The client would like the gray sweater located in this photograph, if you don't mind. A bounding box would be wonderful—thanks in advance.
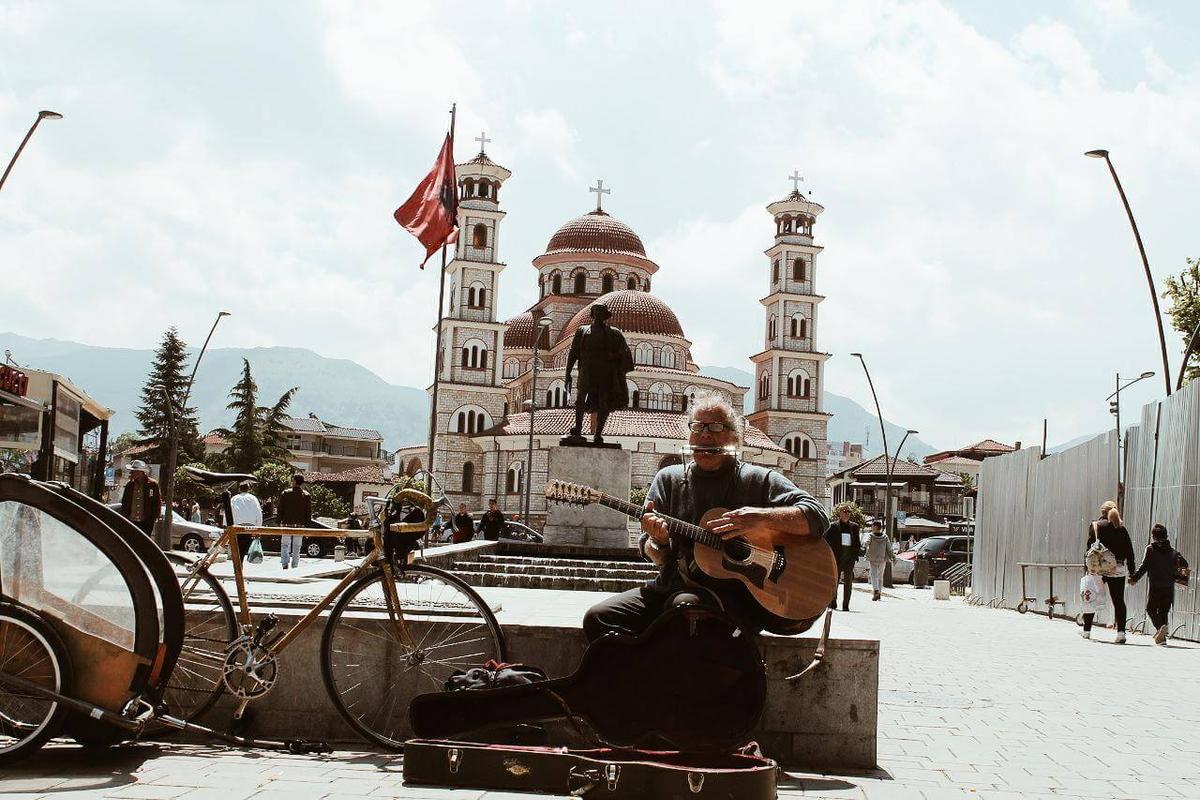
[865,533,894,563]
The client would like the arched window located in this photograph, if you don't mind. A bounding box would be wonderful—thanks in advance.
[758,371,771,400]
[768,316,777,341]
[602,273,614,294]
[786,368,812,398]
[503,358,520,378]
[460,347,469,367]
[462,338,488,369]
[783,432,815,460]
[506,462,523,494]
[792,258,805,281]
[789,313,807,339]
[463,178,475,197]
[783,217,793,233]
[469,282,486,307]
[627,379,639,409]
[479,182,490,199]
[552,272,562,294]
[573,272,586,294]
[635,342,654,365]
[627,276,637,290]
[684,385,701,409]
[546,379,567,408]
[453,405,492,434]
[658,345,675,369]
[647,382,673,411]
[462,462,475,493]
[467,287,476,307]
[789,317,797,338]
[472,223,487,249]
[772,260,779,283]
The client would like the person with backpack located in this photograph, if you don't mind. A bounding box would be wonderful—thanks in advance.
[1130,523,1190,645]
[1081,501,1137,643]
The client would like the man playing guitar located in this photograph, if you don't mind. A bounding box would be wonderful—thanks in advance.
[582,395,830,641]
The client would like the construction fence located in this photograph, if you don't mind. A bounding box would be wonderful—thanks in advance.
[973,378,1200,641]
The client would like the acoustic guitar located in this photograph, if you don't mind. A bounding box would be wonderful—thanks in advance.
[544,479,837,635]
[409,606,765,752]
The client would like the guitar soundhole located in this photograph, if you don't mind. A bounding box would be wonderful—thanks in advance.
[721,537,753,564]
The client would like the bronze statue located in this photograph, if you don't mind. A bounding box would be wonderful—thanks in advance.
[563,302,634,445]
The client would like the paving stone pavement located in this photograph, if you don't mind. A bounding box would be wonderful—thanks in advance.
[5,584,1198,799]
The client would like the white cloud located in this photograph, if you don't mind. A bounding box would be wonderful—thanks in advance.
[513,108,579,181]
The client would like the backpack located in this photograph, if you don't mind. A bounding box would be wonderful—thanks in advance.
[1085,522,1118,576]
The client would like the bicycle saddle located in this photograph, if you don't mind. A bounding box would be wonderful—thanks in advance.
[181,466,258,485]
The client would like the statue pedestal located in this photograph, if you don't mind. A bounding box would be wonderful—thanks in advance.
[542,445,633,549]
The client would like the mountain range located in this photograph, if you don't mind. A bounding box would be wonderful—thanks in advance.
[3,331,939,459]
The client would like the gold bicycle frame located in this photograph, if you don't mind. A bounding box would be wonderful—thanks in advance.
[177,488,441,657]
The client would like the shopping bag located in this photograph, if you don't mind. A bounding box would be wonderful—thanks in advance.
[1079,574,1104,613]
[247,536,264,564]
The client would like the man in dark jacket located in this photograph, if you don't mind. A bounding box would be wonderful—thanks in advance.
[480,499,507,541]
[825,506,862,612]
[451,503,475,544]
[1131,524,1189,645]
[277,473,312,569]
[120,460,162,538]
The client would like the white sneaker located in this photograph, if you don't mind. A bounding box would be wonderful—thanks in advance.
[1115,632,1126,644]
[1154,625,1168,645]
[1080,630,1090,640]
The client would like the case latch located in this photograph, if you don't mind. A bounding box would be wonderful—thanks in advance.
[605,763,621,791]
[447,747,461,774]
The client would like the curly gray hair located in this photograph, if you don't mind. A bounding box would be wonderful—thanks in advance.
[684,394,745,441]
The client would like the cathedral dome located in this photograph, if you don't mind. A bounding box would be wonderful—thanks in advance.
[559,289,684,343]
[544,210,646,258]
[503,310,550,350]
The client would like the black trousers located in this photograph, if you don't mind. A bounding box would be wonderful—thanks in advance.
[582,584,722,644]
[830,565,854,610]
[237,533,254,562]
[1146,584,1175,630]
[1083,576,1128,632]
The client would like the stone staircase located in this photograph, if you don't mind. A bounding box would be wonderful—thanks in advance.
[450,552,659,593]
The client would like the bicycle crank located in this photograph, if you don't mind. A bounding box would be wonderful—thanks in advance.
[222,637,280,702]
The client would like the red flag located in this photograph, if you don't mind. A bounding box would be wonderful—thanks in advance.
[394,132,459,268]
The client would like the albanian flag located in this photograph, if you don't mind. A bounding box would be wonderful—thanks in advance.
[394,132,459,268]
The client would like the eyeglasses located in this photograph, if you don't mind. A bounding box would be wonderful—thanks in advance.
[688,421,731,433]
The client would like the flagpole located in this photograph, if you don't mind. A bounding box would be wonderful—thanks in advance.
[425,103,456,499]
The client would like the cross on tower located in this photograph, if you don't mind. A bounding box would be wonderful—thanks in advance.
[788,170,804,194]
[475,131,492,154]
[589,179,611,211]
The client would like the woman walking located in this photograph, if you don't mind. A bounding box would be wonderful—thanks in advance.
[1081,501,1137,643]
[1130,524,1190,645]
[864,520,893,601]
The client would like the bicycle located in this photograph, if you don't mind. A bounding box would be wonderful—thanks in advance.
[165,467,506,750]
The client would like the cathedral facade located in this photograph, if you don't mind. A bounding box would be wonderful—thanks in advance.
[395,145,831,524]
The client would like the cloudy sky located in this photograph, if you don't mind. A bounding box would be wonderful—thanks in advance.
[3,0,1199,450]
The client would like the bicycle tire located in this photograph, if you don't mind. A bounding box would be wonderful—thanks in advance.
[149,553,237,731]
[320,563,505,750]
[0,603,73,765]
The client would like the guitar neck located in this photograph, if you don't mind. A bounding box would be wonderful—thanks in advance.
[594,493,723,550]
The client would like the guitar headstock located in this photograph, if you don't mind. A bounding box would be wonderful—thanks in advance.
[544,479,602,507]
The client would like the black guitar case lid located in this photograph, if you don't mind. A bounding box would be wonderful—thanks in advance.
[403,739,779,799]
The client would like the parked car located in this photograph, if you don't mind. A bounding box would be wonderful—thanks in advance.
[896,535,973,580]
[106,504,222,553]
[853,553,914,584]
[260,514,339,558]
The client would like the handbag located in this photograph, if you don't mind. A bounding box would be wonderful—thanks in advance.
[1085,522,1118,576]
[1079,573,1104,613]
[1175,551,1191,587]
[246,536,264,564]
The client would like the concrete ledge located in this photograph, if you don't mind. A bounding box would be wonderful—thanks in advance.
[184,607,877,769]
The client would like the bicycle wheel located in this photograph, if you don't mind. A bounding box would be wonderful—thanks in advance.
[321,563,505,750]
[153,553,237,728]
[0,603,73,765]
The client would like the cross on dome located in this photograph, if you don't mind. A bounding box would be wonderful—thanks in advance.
[788,170,804,193]
[589,179,611,211]
[475,131,492,154]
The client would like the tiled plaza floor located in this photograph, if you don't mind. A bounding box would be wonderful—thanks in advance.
[5,584,1198,799]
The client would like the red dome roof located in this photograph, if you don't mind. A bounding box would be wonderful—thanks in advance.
[559,290,684,343]
[503,311,550,350]
[545,210,646,257]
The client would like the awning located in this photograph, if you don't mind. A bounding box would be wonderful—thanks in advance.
[0,387,45,412]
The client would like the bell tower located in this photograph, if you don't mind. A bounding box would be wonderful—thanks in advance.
[746,170,831,496]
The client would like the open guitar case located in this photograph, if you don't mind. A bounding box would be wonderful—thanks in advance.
[404,605,789,798]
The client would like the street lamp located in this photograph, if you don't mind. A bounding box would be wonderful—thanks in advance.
[522,315,553,526]
[851,353,893,536]
[0,110,64,193]
[159,311,231,550]
[1085,149,1172,397]
[1106,369,1154,501]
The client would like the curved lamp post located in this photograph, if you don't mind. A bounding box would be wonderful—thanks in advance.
[850,352,893,535]
[1106,369,1154,501]
[0,110,63,193]
[160,311,231,550]
[1085,150,1172,397]
[522,315,553,526]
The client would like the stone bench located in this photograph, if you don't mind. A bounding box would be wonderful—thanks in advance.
[185,602,879,769]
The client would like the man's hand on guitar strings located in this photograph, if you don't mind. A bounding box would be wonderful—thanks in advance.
[705,507,772,539]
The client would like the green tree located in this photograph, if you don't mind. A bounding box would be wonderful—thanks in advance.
[958,472,975,491]
[253,460,295,504]
[630,484,649,506]
[110,431,138,455]
[309,484,348,519]
[1163,257,1200,386]
[213,359,298,473]
[261,388,299,461]
[133,328,203,465]
[833,501,867,529]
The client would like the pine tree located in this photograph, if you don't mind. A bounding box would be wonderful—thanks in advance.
[216,359,264,473]
[134,328,202,466]
[261,387,299,461]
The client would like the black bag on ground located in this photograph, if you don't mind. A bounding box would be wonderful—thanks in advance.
[402,739,779,799]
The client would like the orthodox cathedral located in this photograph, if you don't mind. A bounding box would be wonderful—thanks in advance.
[395,139,831,524]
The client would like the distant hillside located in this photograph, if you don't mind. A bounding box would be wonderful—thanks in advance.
[1,332,428,450]
[698,365,938,460]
